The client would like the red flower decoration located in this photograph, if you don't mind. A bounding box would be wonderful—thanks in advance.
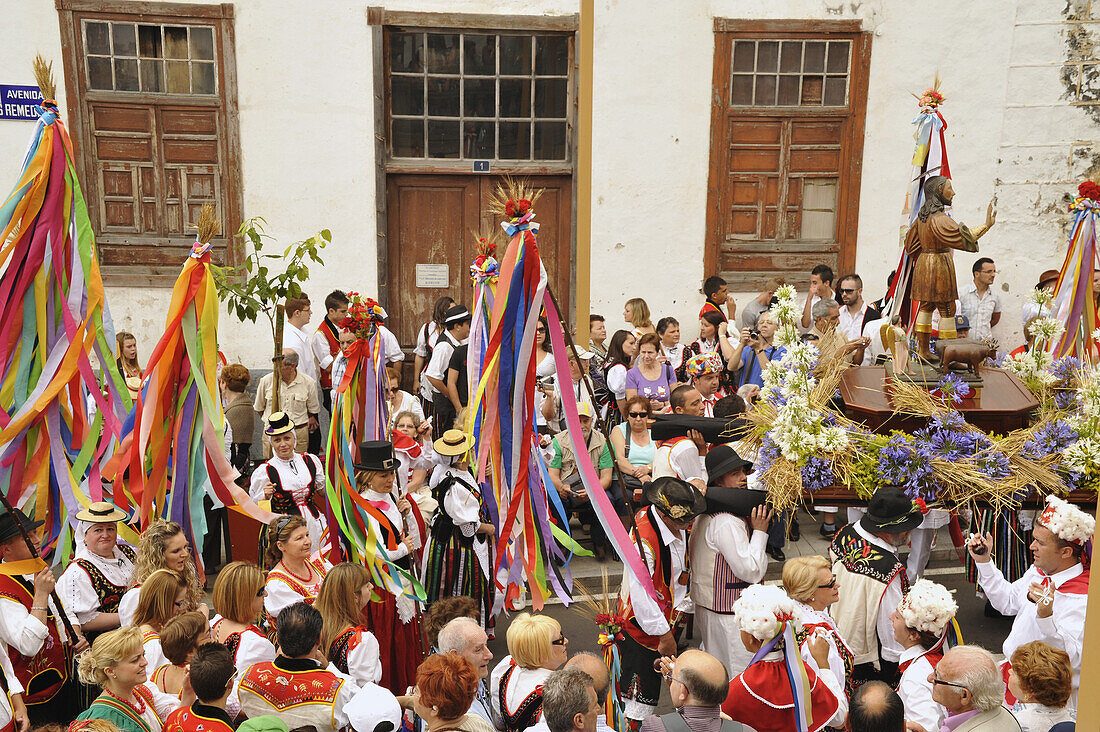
[914,497,930,515]
[1078,181,1100,201]
[504,198,532,219]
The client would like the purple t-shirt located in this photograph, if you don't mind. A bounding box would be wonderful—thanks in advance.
[625,364,676,404]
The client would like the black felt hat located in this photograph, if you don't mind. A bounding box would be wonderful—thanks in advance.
[354,440,396,471]
[860,486,925,534]
[704,444,753,481]
[643,477,706,523]
[0,508,43,545]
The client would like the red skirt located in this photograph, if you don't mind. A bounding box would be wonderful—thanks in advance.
[365,588,424,694]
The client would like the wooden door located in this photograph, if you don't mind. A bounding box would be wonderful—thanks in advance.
[385,173,572,348]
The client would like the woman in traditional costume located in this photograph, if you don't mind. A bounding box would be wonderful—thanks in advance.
[489,613,568,732]
[75,626,189,732]
[211,561,274,719]
[151,611,209,698]
[132,570,194,672]
[353,440,424,693]
[422,430,494,634]
[116,331,144,402]
[891,579,959,732]
[316,562,382,687]
[720,584,846,732]
[263,515,330,624]
[119,519,203,626]
[250,412,329,553]
[783,555,854,702]
[58,502,135,638]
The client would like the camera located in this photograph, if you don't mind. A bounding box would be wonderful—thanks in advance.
[749,329,760,339]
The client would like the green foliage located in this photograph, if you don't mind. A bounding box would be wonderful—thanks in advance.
[212,217,330,342]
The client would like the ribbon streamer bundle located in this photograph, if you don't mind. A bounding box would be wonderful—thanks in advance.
[322,294,423,601]
[468,179,656,611]
[106,206,271,572]
[886,78,952,330]
[0,57,129,557]
[749,619,815,732]
[1045,187,1100,363]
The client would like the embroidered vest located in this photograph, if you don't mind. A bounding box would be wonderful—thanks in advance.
[83,685,160,732]
[429,473,483,549]
[73,544,135,613]
[238,662,343,724]
[265,558,328,626]
[162,705,235,732]
[0,574,68,704]
[798,621,856,699]
[690,515,751,613]
[266,456,321,516]
[498,663,544,732]
[316,319,340,389]
[328,626,365,675]
[617,507,675,650]
[221,623,266,661]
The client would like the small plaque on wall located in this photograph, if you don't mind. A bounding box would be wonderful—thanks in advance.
[416,264,449,288]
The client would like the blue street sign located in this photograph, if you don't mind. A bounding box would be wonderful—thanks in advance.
[0,85,44,121]
[473,160,490,173]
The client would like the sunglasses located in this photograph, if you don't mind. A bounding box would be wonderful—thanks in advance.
[536,327,546,333]
[550,635,567,646]
[628,412,648,418]
[931,672,968,691]
[839,288,856,294]
[818,576,838,590]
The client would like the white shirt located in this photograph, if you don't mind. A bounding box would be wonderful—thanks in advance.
[250,452,328,552]
[795,603,850,701]
[661,343,685,372]
[143,632,168,672]
[119,587,139,627]
[528,714,614,732]
[1021,301,1050,331]
[976,560,1088,708]
[341,628,383,687]
[690,513,769,607]
[624,509,692,636]
[489,656,552,725]
[652,439,707,485]
[897,646,946,731]
[853,522,906,663]
[0,576,51,655]
[1013,702,1075,732]
[311,323,340,374]
[838,301,868,342]
[283,322,319,383]
[57,544,135,624]
[388,389,424,428]
[217,621,277,717]
[606,363,628,400]
[265,557,332,619]
[379,325,405,364]
[959,284,1002,340]
[425,332,464,397]
[0,645,23,730]
[861,317,889,366]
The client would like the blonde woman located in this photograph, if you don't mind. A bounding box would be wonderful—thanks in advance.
[623,298,655,337]
[119,519,202,626]
[782,555,853,702]
[211,561,275,719]
[132,569,196,672]
[263,515,331,623]
[316,563,382,687]
[488,613,568,731]
[75,626,189,731]
[150,611,209,697]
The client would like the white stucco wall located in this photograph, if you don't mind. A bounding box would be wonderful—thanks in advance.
[3,0,1097,369]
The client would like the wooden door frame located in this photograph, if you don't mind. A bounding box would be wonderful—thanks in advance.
[367,7,579,323]
[56,0,244,285]
[704,18,871,285]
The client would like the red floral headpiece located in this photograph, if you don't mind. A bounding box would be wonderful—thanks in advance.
[338,291,385,340]
[1078,181,1100,201]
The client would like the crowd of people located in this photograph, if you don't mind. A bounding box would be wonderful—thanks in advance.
[0,260,1094,732]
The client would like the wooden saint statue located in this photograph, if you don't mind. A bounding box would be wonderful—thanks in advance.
[904,176,997,360]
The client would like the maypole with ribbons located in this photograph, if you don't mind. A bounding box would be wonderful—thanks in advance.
[1044,182,1100,363]
[322,293,424,602]
[0,56,130,557]
[468,178,656,613]
[105,205,273,572]
[885,79,951,330]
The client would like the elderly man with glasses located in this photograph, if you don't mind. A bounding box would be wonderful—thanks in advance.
[647,650,739,732]
[923,645,1021,732]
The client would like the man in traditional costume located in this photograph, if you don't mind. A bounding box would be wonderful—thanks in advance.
[683,353,725,418]
[720,584,846,732]
[616,477,704,729]
[968,494,1092,710]
[904,175,996,360]
[0,508,87,723]
[652,386,708,493]
[238,603,359,732]
[162,643,237,732]
[311,290,349,414]
[690,445,770,679]
[829,486,924,685]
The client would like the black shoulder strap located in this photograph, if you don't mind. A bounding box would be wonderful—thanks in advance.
[302,453,319,484]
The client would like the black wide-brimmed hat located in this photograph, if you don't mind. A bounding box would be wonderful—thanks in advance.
[643,477,706,523]
[354,440,396,471]
[860,486,925,534]
[704,444,753,482]
[443,305,471,326]
[0,507,43,544]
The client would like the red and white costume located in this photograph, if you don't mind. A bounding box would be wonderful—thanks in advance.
[264,557,332,623]
[238,658,357,732]
[214,620,276,717]
[328,625,383,688]
[652,437,706,485]
[897,646,945,731]
[721,649,844,732]
[250,452,330,554]
[976,495,1092,710]
[489,656,551,732]
[795,602,854,702]
[0,569,78,706]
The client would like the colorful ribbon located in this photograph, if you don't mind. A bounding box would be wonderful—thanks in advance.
[749,620,814,732]
[1045,197,1099,362]
[0,100,130,558]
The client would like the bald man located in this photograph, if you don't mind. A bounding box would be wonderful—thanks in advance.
[849,681,904,732]
[528,652,614,732]
[642,650,740,732]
